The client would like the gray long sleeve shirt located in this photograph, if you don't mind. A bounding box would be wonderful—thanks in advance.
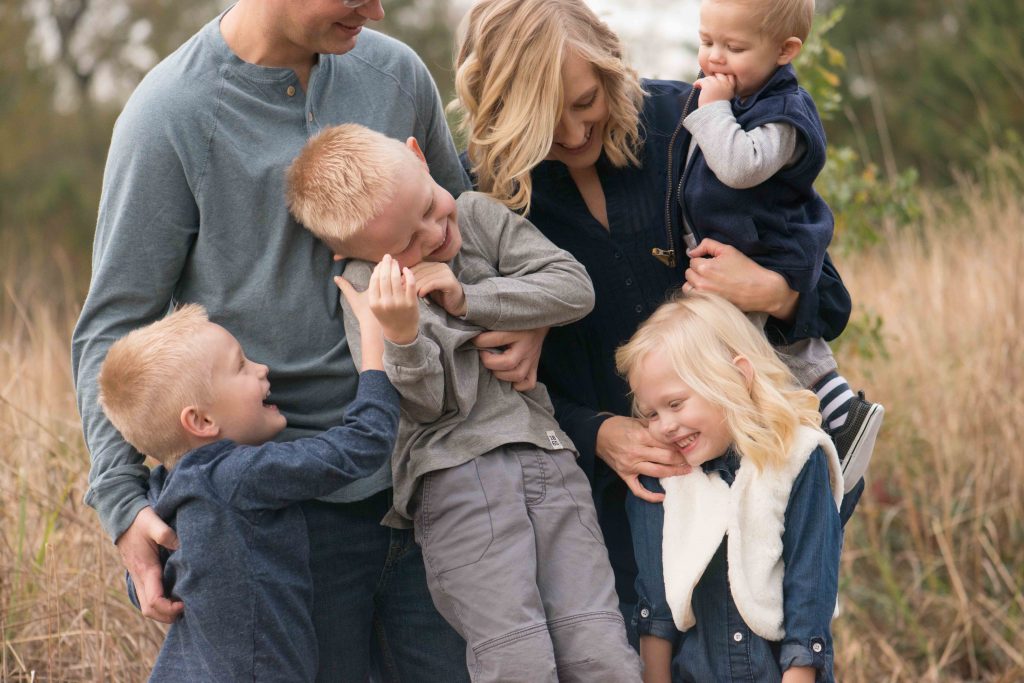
[71,13,469,541]
[339,192,596,525]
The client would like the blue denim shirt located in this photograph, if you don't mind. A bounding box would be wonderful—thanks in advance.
[629,447,841,682]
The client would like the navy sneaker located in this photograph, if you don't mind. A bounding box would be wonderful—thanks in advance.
[831,391,884,493]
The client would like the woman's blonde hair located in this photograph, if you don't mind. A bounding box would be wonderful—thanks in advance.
[615,292,821,471]
[452,0,645,214]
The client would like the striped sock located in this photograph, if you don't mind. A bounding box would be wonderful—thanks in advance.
[814,371,855,432]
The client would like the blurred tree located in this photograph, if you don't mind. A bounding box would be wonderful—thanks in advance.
[820,0,1024,185]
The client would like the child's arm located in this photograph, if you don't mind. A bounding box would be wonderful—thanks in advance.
[779,446,842,679]
[210,370,401,511]
[639,636,673,683]
[443,193,595,331]
[684,99,802,189]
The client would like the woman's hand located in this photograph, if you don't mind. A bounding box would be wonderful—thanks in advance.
[116,506,183,623]
[472,327,549,391]
[596,416,692,503]
[684,238,798,321]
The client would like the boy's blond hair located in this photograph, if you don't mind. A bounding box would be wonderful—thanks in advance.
[98,304,214,465]
[615,292,821,472]
[285,124,415,251]
[452,0,645,214]
[713,0,815,42]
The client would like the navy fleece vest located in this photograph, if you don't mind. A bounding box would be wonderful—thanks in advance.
[680,65,833,293]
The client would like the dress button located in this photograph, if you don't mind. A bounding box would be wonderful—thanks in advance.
[640,608,650,618]
[812,642,823,653]
[634,304,643,314]
[625,278,633,286]
[286,85,296,97]
[733,632,743,643]
[307,111,314,122]
[614,252,622,259]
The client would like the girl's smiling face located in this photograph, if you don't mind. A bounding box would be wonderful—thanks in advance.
[629,348,734,468]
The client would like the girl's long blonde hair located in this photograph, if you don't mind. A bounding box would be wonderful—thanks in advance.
[452,0,645,214]
[615,292,822,471]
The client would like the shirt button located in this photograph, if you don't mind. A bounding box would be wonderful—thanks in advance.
[634,304,643,314]
[286,85,296,97]
[614,252,622,259]
[812,642,823,653]
[733,632,743,643]
[625,278,633,286]
[639,608,650,618]
[307,111,314,122]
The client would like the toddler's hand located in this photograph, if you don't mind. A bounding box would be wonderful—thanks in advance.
[334,275,385,371]
[369,254,420,345]
[695,73,736,107]
[410,262,467,317]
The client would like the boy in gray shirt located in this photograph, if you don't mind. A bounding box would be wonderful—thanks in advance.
[98,303,399,681]
[286,124,641,683]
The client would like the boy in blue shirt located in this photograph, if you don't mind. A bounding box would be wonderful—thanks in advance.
[679,0,883,493]
[99,302,398,682]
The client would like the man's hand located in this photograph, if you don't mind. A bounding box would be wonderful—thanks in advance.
[410,262,467,317]
[684,238,798,320]
[595,416,693,502]
[368,254,420,345]
[695,73,737,107]
[116,506,183,623]
[472,327,548,391]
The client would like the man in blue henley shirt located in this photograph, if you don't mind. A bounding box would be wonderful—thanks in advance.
[71,0,471,679]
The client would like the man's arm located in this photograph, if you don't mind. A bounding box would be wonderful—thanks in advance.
[456,194,596,331]
[72,93,200,543]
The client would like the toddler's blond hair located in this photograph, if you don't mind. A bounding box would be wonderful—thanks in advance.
[286,124,415,251]
[98,304,213,466]
[709,0,815,42]
[615,292,821,471]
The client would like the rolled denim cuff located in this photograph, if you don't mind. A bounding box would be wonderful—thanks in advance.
[633,599,680,642]
[779,638,834,682]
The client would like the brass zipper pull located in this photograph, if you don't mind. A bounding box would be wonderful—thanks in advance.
[651,248,676,268]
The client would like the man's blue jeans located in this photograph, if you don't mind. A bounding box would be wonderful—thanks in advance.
[302,490,469,682]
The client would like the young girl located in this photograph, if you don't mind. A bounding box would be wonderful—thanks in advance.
[615,291,842,683]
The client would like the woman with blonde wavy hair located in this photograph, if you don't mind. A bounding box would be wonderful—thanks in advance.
[615,291,842,682]
[453,0,853,676]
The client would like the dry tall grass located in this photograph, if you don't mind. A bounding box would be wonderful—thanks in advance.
[1,161,1022,680]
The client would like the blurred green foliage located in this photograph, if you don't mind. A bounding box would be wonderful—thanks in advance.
[820,0,1024,187]
[799,6,920,253]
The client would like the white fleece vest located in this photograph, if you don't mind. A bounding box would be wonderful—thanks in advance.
[661,426,842,641]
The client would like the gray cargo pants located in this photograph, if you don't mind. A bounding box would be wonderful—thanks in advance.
[411,445,641,682]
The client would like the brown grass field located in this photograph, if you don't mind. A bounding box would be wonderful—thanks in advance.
[2,163,1022,681]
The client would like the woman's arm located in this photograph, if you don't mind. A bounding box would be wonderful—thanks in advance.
[683,239,851,343]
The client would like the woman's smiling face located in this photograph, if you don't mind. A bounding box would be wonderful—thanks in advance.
[546,51,610,170]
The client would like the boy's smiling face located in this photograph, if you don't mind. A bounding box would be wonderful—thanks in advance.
[697,0,797,99]
[196,322,287,446]
[340,146,462,269]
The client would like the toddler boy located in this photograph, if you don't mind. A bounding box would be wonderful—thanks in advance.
[99,302,398,681]
[679,0,883,485]
[286,124,641,682]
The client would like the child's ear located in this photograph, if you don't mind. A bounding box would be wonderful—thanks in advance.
[732,354,755,389]
[405,137,428,165]
[777,37,803,66]
[180,405,219,439]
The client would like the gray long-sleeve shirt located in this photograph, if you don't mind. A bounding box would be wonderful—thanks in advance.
[71,13,469,541]
[339,192,596,525]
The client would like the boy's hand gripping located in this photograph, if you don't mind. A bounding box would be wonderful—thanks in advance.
[368,254,420,345]
[335,274,386,371]
[409,261,468,317]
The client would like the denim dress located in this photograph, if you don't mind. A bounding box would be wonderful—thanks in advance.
[630,448,841,682]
